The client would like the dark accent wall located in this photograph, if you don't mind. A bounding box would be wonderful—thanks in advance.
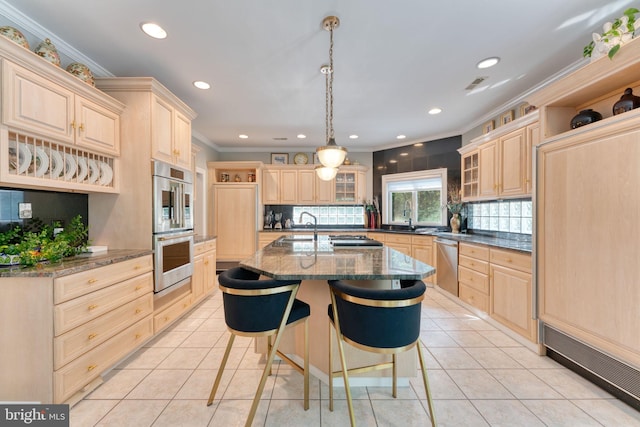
[0,187,88,232]
[372,135,462,215]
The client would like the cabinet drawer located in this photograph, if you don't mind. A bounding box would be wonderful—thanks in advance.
[54,255,153,304]
[384,234,412,245]
[54,316,152,403]
[54,293,153,369]
[194,240,216,256]
[490,248,531,273]
[54,272,152,336]
[459,284,489,312]
[458,266,489,294]
[153,293,192,332]
[411,235,433,246]
[459,243,489,261]
[459,255,489,274]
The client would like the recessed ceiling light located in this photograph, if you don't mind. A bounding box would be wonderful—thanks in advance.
[413,142,424,147]
[349,134,358,139]
[477,57,500,69]
[400,152,409,156]
[193,81,210,90]
[428,108,442,115]
[140,22,167,39]
[297,134,306,139]
[239,134,248,139]
[396,135,406,140]
[389,159,398,164]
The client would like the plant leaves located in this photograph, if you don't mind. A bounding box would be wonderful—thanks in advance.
[608,44,621,59]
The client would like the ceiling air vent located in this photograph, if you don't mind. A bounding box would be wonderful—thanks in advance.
[273,137,288,141]
[465,76,487,91]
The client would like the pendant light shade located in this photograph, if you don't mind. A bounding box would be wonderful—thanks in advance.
[316,137,347,169]
[315,165,338,181]
[316,15,347,173]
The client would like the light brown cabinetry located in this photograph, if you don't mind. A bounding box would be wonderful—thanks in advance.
[213,184,257,261]
[0,254,154,404]
[151,94,192,168]
[458,243,490,312]
[489,248,535,342]
[262,165,367,205]
[262,167,297,204]
[411,235,435,284]
[192,239,217,303]
[460,149,479,199]
[2,61,121,155]
[91,77,197,250]
[460,111,539,201]
[383,233,412,256]
[258,232,287,249]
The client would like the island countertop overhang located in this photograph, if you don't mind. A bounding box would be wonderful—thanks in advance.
[240,236,435,281]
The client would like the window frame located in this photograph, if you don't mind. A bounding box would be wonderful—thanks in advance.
[381,168,448,227]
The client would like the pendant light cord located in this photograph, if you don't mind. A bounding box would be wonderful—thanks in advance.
[328,24,335,141]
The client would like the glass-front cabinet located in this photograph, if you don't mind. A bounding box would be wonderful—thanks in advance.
[461,149,479,200]
[335,171,356,202]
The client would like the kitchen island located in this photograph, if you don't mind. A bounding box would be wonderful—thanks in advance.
[240,235,435,386]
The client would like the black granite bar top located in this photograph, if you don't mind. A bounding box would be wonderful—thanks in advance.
[0,249,153,278]
[241,235,435,281]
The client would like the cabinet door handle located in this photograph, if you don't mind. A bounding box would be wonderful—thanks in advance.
[88,304,98,310]
[87,278,98,284]
[88,333,97,340]
[135,333,142,339]
[71,120,76,130]
[79,123,85,132]
[135,308,142,314]
[87,365,97,372]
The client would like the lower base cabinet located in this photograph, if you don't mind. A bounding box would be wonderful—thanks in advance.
[457,244,536,342]
[0,254,154,404]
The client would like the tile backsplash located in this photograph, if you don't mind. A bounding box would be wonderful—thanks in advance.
[467,199,532,235]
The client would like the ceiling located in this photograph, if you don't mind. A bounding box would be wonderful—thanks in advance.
[0,0,631,152]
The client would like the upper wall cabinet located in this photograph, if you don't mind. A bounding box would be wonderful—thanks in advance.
[262,164,367,205]
[0,36,124,193]
[95,77,197,169]
[151,94,192,169]
[460,111,539,201]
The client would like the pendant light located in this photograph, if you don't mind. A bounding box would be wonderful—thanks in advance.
[316,16,347,179]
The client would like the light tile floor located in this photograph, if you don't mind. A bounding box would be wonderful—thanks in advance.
[71,287,640,426]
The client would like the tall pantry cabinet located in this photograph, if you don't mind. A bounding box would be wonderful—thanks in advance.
[91,78,197,249]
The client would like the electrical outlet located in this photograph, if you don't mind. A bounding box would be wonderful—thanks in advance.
[18,203,32,219]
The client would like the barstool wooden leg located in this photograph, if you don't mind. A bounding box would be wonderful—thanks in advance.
[417,343,437,427]
[207,333,236,406]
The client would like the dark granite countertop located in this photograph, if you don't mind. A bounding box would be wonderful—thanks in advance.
[241,235,435,281]
[433,232,532,253]
[194,235,217,244]
[261,228,531,253]
[0,249,153,278]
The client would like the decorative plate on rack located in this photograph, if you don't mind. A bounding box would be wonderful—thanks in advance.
[28,145,49,177]
[98,161,113,186]
[76,157,88,182]
[87,159,100,184]
[63,154,77,181]
[8,140,32,175]
[48,148,64,178]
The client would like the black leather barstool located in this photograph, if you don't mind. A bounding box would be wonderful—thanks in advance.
[328,279,436,427]
[208,267,310,427]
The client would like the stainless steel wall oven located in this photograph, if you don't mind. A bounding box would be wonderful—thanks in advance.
[152,160,194,295]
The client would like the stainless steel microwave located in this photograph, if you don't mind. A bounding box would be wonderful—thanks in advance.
[152,160,193,234]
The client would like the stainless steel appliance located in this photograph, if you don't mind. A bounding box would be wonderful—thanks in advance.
[153,231,194,295]
[153,160,193,233]
[152,160,194,295]
[435,238,458,296]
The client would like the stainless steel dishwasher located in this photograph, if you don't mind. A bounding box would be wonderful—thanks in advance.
[434,238,459,296]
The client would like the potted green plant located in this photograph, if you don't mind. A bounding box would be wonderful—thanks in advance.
[584,7,640,59]
[0,226,22,265]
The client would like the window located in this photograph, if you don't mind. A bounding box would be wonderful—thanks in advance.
[381,168,447,227]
